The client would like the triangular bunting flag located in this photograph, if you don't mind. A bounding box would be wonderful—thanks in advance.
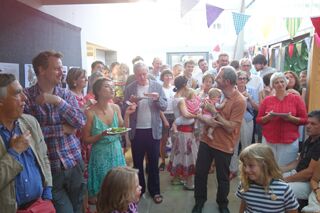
[296,42,302,55]
[213,44,220,52]
[286,18,301,39]
[311,17,320,35]
[304,37,311,51]
[206,4,224,28]
[181,0,200,18]
[232,12,250,35]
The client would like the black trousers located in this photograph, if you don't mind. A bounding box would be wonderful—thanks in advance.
[131,129,160,197]
[194,142,232,208]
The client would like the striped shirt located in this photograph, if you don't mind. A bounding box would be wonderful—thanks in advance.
[236,179,299,212]
[24,84,86,172]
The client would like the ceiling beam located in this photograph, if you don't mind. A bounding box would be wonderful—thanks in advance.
[39,0,141,5]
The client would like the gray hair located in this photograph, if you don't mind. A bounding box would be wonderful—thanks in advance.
[220,66,237,86]
[133,62,148,74]
[239,58,252,66]
[0,73,16,99]
[270,72,288,88]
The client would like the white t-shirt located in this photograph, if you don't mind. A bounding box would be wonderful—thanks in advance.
[162,85,175,114]
[136,84,152,128]
[247,74,264,92]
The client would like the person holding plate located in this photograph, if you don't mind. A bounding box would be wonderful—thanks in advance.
[256,72,308,167]
[82,78,136,205]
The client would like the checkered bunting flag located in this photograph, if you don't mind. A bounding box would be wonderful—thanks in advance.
[232,12,250,35]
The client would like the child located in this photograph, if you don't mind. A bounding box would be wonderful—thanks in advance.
[173,88,201,131]
[96,166,141,213]
[301,160,320,213]
[236,144,299,213]
[201,88,226,139]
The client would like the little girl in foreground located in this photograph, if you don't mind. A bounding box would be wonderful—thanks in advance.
[236,144,299,213]
[96,167,141,213]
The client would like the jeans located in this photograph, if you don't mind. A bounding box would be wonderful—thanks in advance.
[52,161,84,213]
[194,142,232,208]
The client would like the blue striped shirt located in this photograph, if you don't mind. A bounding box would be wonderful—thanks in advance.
[24,84,86,172]
[236,179,299,212]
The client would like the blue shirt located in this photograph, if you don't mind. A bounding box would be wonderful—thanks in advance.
[0,121,52,206]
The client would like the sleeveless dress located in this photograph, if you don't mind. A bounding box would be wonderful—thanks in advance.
[88,111,126,197]
[167,97,198,178]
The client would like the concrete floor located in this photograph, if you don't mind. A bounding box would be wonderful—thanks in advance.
[136,166,241,213]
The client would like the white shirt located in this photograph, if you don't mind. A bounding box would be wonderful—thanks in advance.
[136,84,152,128]
[162,85,175,114]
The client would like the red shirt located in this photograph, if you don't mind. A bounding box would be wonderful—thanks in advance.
[256,93,307,144]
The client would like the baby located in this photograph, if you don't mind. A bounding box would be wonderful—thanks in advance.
[173,89,201,130]
[201,88,226,139]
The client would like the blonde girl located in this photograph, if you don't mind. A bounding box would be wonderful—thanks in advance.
[236,144,299,213]
[96,166,141,213]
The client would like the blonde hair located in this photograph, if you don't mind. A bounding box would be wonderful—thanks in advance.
[185,88,197,100]
[96,166,139,213]
[239,144,282,192]
[208,88,222,99]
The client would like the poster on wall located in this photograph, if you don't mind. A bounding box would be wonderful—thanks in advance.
[61,66,68,88]
[24,64,37,88]
[0,62,20,81]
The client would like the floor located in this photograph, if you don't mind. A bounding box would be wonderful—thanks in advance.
[137,168,241,213]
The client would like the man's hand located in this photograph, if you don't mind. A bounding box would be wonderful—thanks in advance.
[63,124,77,135]
[10,131,31,154]
[144,92,159,101]
[36,93,62,106]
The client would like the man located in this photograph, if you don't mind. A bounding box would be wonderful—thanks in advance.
[282,110,320,200]
[192,66,246,213]
[193,59,208,88]
[150,57,163,83]
[24,51,86,213]
[239,58,264,93]
[124,62,167,204]
[252,54,275,78]
[0,73,54,213]
[300,70,307,88]
[183,60,198,89]
[87,60,105,92]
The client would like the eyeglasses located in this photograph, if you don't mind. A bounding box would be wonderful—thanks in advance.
[238,77,248,81]
[241,64,251,67]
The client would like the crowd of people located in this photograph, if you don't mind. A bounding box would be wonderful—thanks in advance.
[0,50,319,213]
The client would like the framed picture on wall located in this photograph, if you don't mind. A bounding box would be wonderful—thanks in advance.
[24,64,37,88]
[166,52,209,68]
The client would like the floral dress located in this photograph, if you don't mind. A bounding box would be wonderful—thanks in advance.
[87,111,126,197]
[167,97,198,178]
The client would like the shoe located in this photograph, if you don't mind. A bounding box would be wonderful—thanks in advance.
[159,162,165,171]
[152,194,163,204]
[183,184,195,191]
[192,202,204,213]
[218,206,230,213]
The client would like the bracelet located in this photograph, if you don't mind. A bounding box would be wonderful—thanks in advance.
[313,187,320,193]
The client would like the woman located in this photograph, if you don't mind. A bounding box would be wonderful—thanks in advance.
[256,72,308,166]
[285,70,301,94]
[159,69,175,171]
[167,76,198,190]
[196,73,214,100]
[66,68,91,212]
[229,71,259,179]
[82,78,136,204]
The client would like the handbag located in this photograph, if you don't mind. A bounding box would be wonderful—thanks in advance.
[16,198,56,213]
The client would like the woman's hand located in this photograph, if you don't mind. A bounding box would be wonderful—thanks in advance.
[316,190,320,203]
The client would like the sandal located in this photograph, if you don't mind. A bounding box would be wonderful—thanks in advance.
[159,162,166,171]
[153,194,163,204]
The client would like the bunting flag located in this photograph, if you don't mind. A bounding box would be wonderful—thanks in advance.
[232,12,250,35]
[304,37,311,51]
[288,43,294,58]
[286,18,301,39]
[261,17,275,40]
[181,0,200,18]
[206,4,224,28]
[213,44,220,52]
[296,42,302,55]
[311,17,320,35]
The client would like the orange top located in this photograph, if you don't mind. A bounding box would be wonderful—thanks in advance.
[201,90,246,154]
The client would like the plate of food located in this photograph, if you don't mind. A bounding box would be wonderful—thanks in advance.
[270,112,290,116]
[106,127,131,135]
